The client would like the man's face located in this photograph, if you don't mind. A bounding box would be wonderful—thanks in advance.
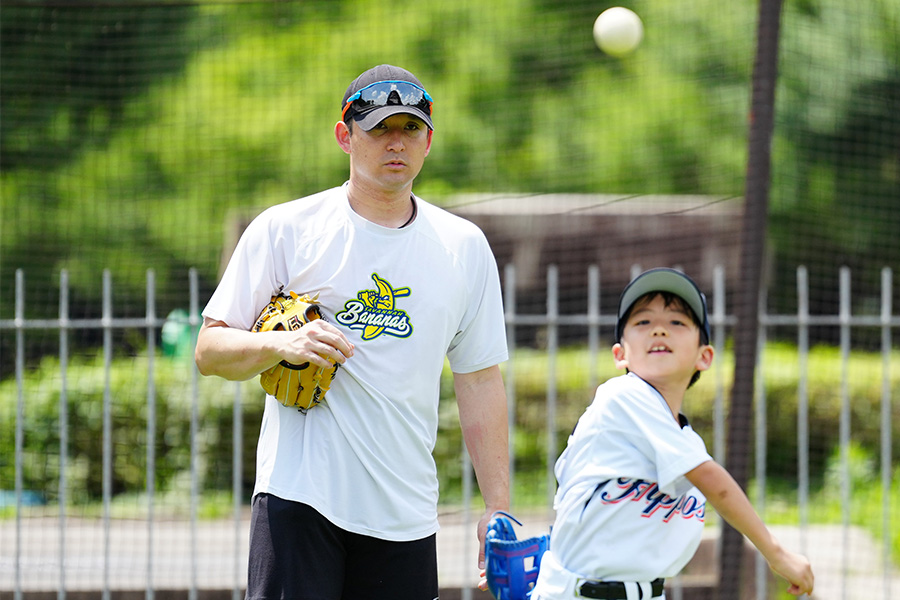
[613,294,712,389]
[339,113,432,194]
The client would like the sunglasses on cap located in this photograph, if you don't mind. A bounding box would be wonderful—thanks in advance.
[341,80,434,121]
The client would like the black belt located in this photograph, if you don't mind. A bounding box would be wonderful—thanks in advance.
[578,577,665,599]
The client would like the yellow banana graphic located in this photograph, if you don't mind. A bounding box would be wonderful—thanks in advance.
[362,274,410,340]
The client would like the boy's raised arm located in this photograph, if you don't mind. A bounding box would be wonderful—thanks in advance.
[686,460,814,596]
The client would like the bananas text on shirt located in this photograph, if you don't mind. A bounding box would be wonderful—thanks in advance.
[336,273,413,340]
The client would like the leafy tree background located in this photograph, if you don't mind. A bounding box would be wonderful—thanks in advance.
[1,0,898,370]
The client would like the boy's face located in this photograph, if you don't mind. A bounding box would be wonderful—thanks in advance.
[613,294,714,390]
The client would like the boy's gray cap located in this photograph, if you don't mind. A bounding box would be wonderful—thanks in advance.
[342,64,434,131]
[616,268,711,344]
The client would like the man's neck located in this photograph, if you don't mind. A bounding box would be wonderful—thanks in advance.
[346,180,416,228]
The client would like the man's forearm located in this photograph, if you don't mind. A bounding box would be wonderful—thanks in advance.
[455,365,510,511]
[195,320,282,381]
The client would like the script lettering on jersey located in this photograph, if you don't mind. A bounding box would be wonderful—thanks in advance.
[599,478,706,523]
[335,273,413,340]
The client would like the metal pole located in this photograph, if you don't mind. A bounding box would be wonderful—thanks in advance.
[545,265,558,510]
[504,264,517,506]
[233,380,243,600]
[880,267,893,600]
[587,265,600,392]
[461,438,473,600]
[754,291,768,600]
[14,269,25,600]
[189,268,200,600]
[102,270,113,600]
[719,0,783,596]
[59,270,70,600]
[713,266,726,465]
[146,270,157,600]
[797,267,810,557]
[839,267,851,599]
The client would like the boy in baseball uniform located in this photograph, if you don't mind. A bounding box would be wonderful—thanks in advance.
[529,268,813,599]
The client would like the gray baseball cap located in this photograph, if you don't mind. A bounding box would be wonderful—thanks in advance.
[341,64,434,131]
[616,268,711,344]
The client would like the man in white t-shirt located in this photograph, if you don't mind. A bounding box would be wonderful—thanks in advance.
[528,268,813,600]
[195,64,510,600]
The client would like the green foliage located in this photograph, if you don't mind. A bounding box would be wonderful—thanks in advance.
[770,0,900,318]
[0,352,264,505]
[2,0,765,330]
[0,4,197,171]
[824,441,878,494]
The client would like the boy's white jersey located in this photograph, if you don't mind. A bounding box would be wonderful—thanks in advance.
[536,373,711,589]
[202,184,508,541]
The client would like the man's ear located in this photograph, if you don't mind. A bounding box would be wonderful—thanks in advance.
[612,343,629,371]
[424,128,433,156]
[695,344,715,372]
[335,120,352,154]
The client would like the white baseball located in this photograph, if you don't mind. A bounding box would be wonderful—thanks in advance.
[593,7,644,57]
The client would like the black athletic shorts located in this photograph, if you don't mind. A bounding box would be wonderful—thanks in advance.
[246,493,439,600]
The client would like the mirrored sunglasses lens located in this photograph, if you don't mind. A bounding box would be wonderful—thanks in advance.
[355,82,430,113]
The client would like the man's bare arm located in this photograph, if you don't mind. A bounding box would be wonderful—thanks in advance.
[195,317,353,381]
[454,365,510,570]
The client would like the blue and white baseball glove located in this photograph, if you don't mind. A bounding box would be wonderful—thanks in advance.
[484,511,550,600]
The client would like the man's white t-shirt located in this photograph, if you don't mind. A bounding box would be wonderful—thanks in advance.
[533,373,711,595]
[202,184,508,541]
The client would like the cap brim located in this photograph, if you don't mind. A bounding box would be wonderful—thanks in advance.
[616,269,709,342]
[351,105,434,131]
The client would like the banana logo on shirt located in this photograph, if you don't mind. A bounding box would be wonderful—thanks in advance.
[335,273,413,340]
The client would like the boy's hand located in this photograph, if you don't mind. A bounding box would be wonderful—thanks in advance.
[768,548,814,596]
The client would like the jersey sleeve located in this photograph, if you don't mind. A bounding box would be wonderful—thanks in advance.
[651,422,711,497]
[445,230,508,373]
[202,208,283,331]
[622,379,712,496]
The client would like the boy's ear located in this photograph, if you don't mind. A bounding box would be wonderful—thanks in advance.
[695,344,715,372]
[612,343,629,371]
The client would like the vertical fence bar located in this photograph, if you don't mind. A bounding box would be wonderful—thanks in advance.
[504,264,517,506]
[102,269,113,600]
[880,267,892,600]
[629,264,642,281]
[796,267,809,556]
[189,268,200,600]
[14,269,25,600]
[146,271,157,600]
[545,265,558,509]
[59,270,70,600]
[587,265,600,392]
[839,266,851,599]
[754,288,768,600]
[713,265,726,465]
[461,441,474,600]
[233,381,243,600]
